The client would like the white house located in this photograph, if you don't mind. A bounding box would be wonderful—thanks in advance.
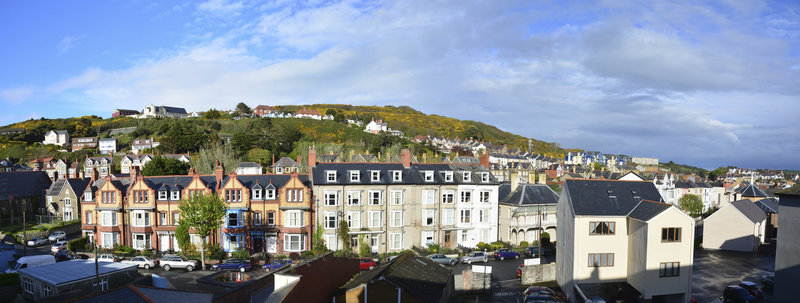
[136,105,188,119]
[131,139,159,154]
[557,179,695,303]
[364,119,388,134]
[98,138,117,154]
[235,162,262,175]
[42,130,69,146]
[702,199,767,252]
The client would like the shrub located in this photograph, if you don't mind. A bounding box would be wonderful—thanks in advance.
[141,249,154,258]
[114,245,136,256]
[490,241,506,251]
[476,242,491,251]
[231,249,251,261]
[425,243,442,254]
[519,241,529,248]
[207,244,227,262]
[275,254,288,260]
[302,251,316,258]
[333,250,355,258]
[68,237,89,251]
[540,232,551,245]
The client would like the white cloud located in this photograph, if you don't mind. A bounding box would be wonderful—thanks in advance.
[197,0,245,14]
[57,35,83,54]
[1,86,35,105]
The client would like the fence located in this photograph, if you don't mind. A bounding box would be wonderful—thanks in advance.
[35,215,63,225]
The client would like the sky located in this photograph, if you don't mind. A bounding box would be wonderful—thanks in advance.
[1,0,799,170]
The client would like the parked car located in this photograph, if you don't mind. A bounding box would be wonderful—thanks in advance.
[494,248,520,260]
[48,231,66,242]
[5,255,56,274]
[738,281,764,300]
[723,285,757,303]
[428,254,458,266]
[760,274,774,292]
[461,251,489,264]
[523,286,563,301]
[524,246,553,258]
[54,250,78,262]
[262,259,291,271]
[121,256,158,269]
[160,254,199,271]
[213,258,252,272]
[360,258,376,270]
[26,237,48,247]
[50,241,68,253]
[522,293,563,303]
[92,254,121,262]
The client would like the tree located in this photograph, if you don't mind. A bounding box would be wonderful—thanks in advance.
[358,235,371,258]
[177,193,228,270]
[203,109,222,119]
[312,226,326,255]
[141,156,190,176]
[338,218,350,252]
[235,102,252,117]
[190,144,241,174]
[334,113,345,123]
[678,194,703,217]
[325,109,338,116]
[158,123,209,153]
[593,162,605,171]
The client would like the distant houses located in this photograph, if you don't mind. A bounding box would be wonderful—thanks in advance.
[112,109,140,117]
[135,104,188,119]
[42,130,69,146]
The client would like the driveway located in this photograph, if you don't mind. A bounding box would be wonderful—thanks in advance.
[692,249,774,303]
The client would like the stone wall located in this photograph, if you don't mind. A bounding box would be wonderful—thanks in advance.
[521,263,556,285]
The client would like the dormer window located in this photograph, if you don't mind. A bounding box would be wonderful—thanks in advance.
[158,191,168,200]
[84,192,92,201]
[462,172,471,182]
[424,171,434,182]
[392,171,402,182]
[349,171,360,182]
[481,172,489,182]
[370,171,380,182]
[326,171,336,182]
[171,191,180,201]
[266,187,276,199]
[444,171,453,182]
[252,188,262,200]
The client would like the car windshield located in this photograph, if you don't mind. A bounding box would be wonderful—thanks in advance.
[12,262,21,270]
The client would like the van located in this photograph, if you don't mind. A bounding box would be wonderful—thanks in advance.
[5,255,56,273]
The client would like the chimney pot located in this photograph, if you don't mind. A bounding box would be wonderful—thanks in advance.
[400,149,411,168]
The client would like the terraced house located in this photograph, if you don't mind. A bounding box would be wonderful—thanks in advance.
[80,162,313,256]
[311,148,499,254]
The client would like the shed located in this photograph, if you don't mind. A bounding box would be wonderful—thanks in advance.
[18,260,139,301]
[703,200,767,252]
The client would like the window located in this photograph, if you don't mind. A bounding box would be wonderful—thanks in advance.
[346,191,360,205]
[462,172,471,182]
[133,233,151,250]
[23,277,33,294]
[158,191,168,200]
[460,210,471,223]
[225,190,242,202]
[133,211,150,227]
[368,211,382,228]
[478,209,488,223]
[662,228,681,242]
[64,197,71,206]
[228,212,240,227]
[390,233,403,249]
[133,190,148,203]
[370,171,380,182]
[284,234,304,251]
[460,191,472,203]
[160,212,167,225]
[368,191,382,205]
[101,211,117,226]
[254,212,262,225]
[481,172,490,182]
[424,171,434,182]
[171,191,180,200]
[84,192,92,201]
[64,210,73,221]
[324,235,338,250]
[589,222,615,235]
[443,209,454,225]
[285,211,304,227]
[442,191,454,203]
[423,209,435,226]
[660,262,680,277]
[101,232,119,248]
[42,284,52,297]
[325,191,339,206]
[324,212,338,229]
[390,190,403,205]
[390,210,403,227]
[588,253,614,267]
[444,171,453,182]
[265,188,276,199]
[392,171,402,182]
[479,191,490,203]
[347,211,361,228]
[287,189,304,202]
[267,212,275,225]
[422,190,436,204]
[349,171,360,182]
[422,231,434,245]
[326,171,336,182]
[101,191,115,204]
[173,213,180,225]
[226,234,242,251]
[252,188,262,200]
[99,277,109,291]
[85,211,92,224]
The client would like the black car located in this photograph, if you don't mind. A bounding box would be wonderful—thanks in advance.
[53,250,87,262]
[723,285,757,303]
[524,246,553,258]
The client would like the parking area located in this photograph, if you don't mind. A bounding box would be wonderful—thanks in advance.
[449,254,556,303]
[692,249,775,303]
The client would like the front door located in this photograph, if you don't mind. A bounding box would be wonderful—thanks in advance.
[266,236,277,253]
[445,232,452,248]
[370,235,379,253]
[252,235,264,253]
[159,234,170,252]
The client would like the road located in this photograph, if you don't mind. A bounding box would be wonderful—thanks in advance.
[14,232,83,257]
[450,254,556,303]
[692,249,775,303]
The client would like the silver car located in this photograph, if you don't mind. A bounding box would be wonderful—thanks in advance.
[460,251,489,264]
[428,254,458,266]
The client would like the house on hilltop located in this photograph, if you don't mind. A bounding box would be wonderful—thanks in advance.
[42,130,69,147]
[136,105,188,119]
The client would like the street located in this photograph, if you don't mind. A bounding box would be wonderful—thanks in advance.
[692,249,775,303]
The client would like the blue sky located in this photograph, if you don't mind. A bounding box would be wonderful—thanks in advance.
[2,0,799,170]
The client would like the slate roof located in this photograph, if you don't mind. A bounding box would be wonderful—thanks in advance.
[754,198,779,213]
[737,182,769,198]
[564,179,664,216]
[312,162,497,185]
[47,178,91,197]
[315,154,339,162]
[499,183,559,206]
[730,199,767,223]
[627,200,673,221]
[0,171,51,199]
[340,252,451,303]
[273,157,299,168]
[20,260,138,286]
[162,106,187,114]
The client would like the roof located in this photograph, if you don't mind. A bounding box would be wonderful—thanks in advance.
[162,106,187,114]
[273,157,299,168]
[76,284,214,303]
[297,108,320,115]
[730,200,768,223]
[47,178,91,197]
[237,162,262,168]
[340,252,451,303]
[0,171,52,199]
[20,260,138,285]
[564,179,664,216]
[627,200,673,221]
[737,182,769,198]
[754,198,779,213]
[499,183,559,206]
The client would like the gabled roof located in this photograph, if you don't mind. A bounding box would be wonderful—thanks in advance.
[340,252,451,303]
[730,200,767,223]
[273,157,299,168]
[499,183,559,206]
[162,106,187,114]
[754,198,779,213]
[564,179,663,216]
[316,154,339,162]
[627,200,672,221]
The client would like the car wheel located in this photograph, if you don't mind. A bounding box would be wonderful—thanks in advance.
[264,267,270,272]
[369,265,374,270]
[163,264,171,271]
[467,260,472,264]
[500,256,504,261]
[239,267,246,272]
[186,265,194,272]
[144,264,150,269]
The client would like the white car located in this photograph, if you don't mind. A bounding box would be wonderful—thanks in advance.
[48,231,66,242]
[50,241,67,253]
[26,237,48,247]
[91,254,120,262]
[121,256,158,269]
[160,254,199,271]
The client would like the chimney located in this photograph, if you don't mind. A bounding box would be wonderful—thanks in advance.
[479,152,489,169]
[400,149,411,168]
[378,152,382,162]
[215,160,224,187]
[511,171,520,191]
[308,148,317,168]
[130,165,138,182]
[297,154,302,172]
[272,154,275,166]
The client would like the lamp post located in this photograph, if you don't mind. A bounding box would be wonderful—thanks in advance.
[94,225,99,291]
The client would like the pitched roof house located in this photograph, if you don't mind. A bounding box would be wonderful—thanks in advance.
[702,199,767,252]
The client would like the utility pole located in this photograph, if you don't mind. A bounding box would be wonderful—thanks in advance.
[21,197,26,257]
[94,226,99,290]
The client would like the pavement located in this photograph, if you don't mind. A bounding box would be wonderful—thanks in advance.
[691,249,775,303]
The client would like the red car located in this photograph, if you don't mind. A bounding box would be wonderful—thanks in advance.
[359,258,376,270]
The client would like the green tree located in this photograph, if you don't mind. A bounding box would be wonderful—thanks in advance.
[334,113,345,123]
[358,235,371,258]
[141,156,190,176]
[338,218,350,251]
[158,123,209,153]
[678,194,703,217]
[175,223,190,251]
[312,226,326,255]
[177,193,228,270]
[203,109,222,119]
[325,109,338,116]
[235,102,252,117]
[190,144,241,174]
[593,162,605,171]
